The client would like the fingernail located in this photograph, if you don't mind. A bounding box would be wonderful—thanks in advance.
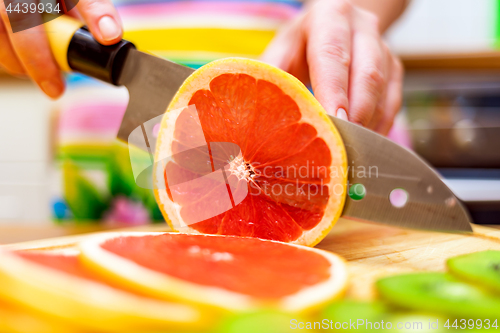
[336,108,349,121]
[98,16,121,42]
[41,80,63,98]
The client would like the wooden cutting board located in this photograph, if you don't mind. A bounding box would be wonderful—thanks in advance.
[3,219,500,300]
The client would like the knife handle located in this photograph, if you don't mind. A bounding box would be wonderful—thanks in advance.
[44,15,135,85]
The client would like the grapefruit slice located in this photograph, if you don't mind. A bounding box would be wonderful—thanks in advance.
[153,58,347,246]
[0,249,204,332]
[80,232,348,313]
[0,300,79,333]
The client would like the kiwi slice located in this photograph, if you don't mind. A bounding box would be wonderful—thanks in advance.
[322,300,388,332]
[323,300,388,323]
[323,300,450,332]
[388,313,447,333]
[447,250,500,294]
[376,272,500,319]
[219,311,312,333]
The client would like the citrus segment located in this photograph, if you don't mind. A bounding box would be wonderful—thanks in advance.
[18,252,100,281]
[80,232,348,313]
[0,249,204,332]
[154,58,347,246]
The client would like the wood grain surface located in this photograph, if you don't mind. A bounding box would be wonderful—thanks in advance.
[316,219,500,299]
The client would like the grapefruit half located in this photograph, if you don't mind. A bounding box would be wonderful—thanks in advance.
[80,232,348,313]
[153,58,347,246]
[0,249,204,331]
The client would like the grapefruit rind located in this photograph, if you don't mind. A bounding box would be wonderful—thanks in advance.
[0,248,204,332]
[0,301,79,333]
[79,232,348,313]
[153,58,347,247]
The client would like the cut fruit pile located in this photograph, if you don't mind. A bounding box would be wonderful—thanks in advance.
[153,58,347,246]
[0,248,204,332]
[0,232,348,332]
[1,238,499,332]
[221,250,500,333]
[377,250,500,319]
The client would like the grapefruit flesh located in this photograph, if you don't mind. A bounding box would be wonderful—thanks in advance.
[102,234,330,299]
[154,58,347,246]
[0,250,203,331]
[18,252,102,282]
[80,232,348,313]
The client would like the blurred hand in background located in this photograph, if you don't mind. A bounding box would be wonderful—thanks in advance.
[0,0,123,98]
[262,0,408,135]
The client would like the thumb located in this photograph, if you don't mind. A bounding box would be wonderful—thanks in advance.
[76,0,123,45]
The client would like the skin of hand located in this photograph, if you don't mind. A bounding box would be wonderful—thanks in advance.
[0,0,123,99]
[261,0,406,135]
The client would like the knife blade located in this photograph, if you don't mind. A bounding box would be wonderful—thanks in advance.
[330,116,473,232]
[116,48,195,143]
[45,16,473,233]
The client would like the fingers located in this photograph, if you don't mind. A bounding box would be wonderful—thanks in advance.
[261,16,301,69]
[7,26,64,97]
[0,17,25,76]
[367,42,391,130]
[0,0,123,98]
[306,0,352,117]
[76,0,123,45]
[0,4,64,97]
[265,0,403,134]
[347,9,386,127]
[375,55,404,135]
[261,14,310,84]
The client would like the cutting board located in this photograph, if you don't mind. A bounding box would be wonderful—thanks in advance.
[3,219,500,300]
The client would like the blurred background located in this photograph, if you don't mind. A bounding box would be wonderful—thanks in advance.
[1,0,499,242]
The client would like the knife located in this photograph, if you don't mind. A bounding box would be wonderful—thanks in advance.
[44,16,473,233]
[44,15,194,144]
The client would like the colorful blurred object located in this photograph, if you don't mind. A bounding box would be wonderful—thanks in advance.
[54,80,161,224]
[119,0,300,67]
[62,161,108,221]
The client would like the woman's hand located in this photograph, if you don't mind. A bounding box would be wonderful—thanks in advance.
[262,0,404,135]
[0,0,123,98]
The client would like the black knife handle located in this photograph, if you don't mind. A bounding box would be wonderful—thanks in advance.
[67,27,135,85]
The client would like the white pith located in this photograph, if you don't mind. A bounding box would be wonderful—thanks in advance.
[228,155,255,182]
